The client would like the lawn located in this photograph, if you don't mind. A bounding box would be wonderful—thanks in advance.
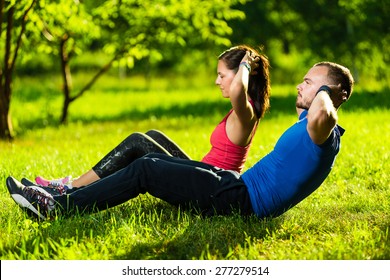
[0,73,389,260]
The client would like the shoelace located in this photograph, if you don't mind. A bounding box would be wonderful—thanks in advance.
[49,178,67,185]
[48,182,68,195]
[23,188,52,211]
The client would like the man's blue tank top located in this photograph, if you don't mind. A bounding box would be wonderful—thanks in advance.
[241,110,344,218]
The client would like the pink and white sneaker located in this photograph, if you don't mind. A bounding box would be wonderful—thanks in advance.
[35,175,72,188]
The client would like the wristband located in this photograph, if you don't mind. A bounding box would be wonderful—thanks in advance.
[316,85,332,96]
[239,61,251,72]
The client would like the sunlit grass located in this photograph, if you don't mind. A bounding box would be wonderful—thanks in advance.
[1,74,389,260]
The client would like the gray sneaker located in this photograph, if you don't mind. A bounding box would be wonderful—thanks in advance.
[6,176,56,220]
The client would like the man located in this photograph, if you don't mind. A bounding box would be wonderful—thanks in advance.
[6,61,354,220]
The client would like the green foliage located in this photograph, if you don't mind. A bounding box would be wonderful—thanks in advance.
[36,0,100,54]
[9,0,389,85]
[231,0,389,84]
[4,0,247,126]
[94,0,246,66]
[0,75,389,259]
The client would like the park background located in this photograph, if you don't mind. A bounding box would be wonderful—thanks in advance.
[0,0,389,260]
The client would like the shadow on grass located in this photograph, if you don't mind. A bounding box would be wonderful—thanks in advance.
[2,212,282,260]
[107,203,284,260]
[113,215,283,260]
[16,87,390,134]
[7,199,388,260]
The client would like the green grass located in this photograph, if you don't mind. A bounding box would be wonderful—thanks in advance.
[0,73,389,260]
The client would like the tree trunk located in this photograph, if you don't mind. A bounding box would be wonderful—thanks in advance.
[0,0,37,140]
[59,34,72,124]
[58,34,118,124]
[0,5,14,140]
[0,91,13,140]
[0,64,13,139]
[60,96,70,124]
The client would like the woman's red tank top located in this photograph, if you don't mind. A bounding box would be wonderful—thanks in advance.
[201,109,256,173]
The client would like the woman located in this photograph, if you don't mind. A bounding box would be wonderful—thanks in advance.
[32,45,271,195]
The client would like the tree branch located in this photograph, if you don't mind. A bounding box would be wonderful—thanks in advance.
[70,55,119,102]
[4,5,14,102]
[10,0,37,72]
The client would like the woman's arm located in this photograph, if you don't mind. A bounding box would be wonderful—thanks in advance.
[226,52,258,146]
[229,52,257,124]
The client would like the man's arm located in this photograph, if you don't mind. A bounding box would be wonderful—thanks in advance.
[307,89,338,145]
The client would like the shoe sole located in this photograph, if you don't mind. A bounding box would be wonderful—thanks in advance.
[10,193,46,220]
[6,177,46,220]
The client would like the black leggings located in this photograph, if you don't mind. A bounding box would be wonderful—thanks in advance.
[92,130,190,178]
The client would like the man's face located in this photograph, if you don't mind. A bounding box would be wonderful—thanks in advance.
[296,66,329,110]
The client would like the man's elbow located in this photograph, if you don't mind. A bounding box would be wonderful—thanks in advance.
[308,109,338,144]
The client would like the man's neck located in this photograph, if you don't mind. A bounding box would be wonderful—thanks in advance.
[296,107,305,116]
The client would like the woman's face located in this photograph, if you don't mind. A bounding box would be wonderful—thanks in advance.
[215,59,236,98]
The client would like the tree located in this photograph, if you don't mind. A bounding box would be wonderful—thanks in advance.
[0,0,247,137]
[33,0,101,124]
[0,0,38,140]
[37,0,247,124]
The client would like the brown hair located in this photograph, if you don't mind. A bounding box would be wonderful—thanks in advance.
[314,61,354,101]
[218,45,271,119]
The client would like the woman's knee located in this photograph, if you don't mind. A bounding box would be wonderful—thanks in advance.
[122,132,148,144]
[146,129,165,138]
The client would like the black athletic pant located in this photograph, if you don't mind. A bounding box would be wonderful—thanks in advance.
[57,153,253,216]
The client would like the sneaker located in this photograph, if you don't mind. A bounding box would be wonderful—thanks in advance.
[21,178,37,187]
[35,175,71,187]
[6,176,56,220]
[22,177,68,196]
